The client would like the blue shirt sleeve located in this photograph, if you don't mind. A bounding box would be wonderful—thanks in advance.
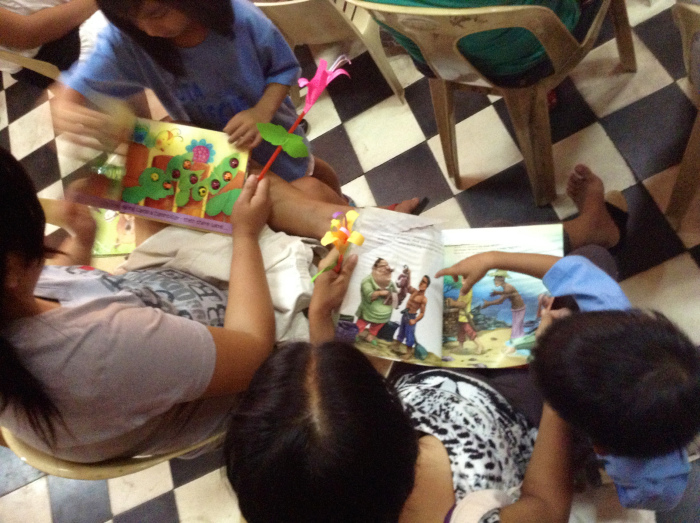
[542,255,630,312]
[60,24,149,100]
[234,0,300,87]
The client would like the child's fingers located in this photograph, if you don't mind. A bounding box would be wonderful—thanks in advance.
[337,253,358,280]
[318,248,340,272]
[238,174,259,202]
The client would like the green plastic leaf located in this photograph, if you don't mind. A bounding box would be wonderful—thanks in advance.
[281,134,309,158]
[122,186,146,204]
[257,122,291,146]
[206,189,242,217]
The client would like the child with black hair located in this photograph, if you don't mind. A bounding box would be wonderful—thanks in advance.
[226,249,578,523]
[0,146,276,461]
[437,245,700,512]
[49,0,348,199]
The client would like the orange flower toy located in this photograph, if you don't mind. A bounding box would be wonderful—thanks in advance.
[312,210,364,281]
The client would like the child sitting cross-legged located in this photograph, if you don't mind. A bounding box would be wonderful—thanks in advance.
[437,248,700,513]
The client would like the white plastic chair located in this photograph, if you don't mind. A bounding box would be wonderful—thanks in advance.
[345,0,636,205]
[255,0,405,103]
[0,49,60,80]
[1,426,224,480]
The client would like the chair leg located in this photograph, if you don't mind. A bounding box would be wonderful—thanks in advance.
[667,113,700,230]
[609,0,637,72]
[428,78,459,187]
[502,86,557,206]
[362,22,405,103]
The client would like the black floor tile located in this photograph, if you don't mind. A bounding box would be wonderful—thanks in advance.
[4,81,48,124]
[635,9,686,80]
[493,77,597,146]
[689,244,700,269]
[48,476,112,523]
[113,490,179,523]
[0,126,9,152]
[601,83,697,181]
[454,162,560,227]
[0,447,45,498]
[594,13,616,48]
[310,125,364,185]
[326,52,393,121]
[363,142,452,209]
[293,44,317,82]
[20,140,61,192]
[405,77,490,139]
[169,447,225,489]
[614,183,687,280]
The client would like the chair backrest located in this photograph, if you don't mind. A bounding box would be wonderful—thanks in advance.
[0,49,60,81]
[255,0,357,47]
[343,0,611,86]
[0,426,224,480]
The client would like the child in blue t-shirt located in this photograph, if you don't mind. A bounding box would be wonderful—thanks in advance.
[437,249,700,512]
[52,0,342,195]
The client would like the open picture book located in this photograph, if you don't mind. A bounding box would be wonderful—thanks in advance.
[334,210,564,368]
[70,118,249,234]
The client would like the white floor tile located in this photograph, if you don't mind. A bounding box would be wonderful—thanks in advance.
[342,175,377,207]
[108,461,174,516]
[305,91,341,140]
[0,90,7,131]
[569,483,656,522]
[570,33,673,118]
[0,477,52,523]
[620,253,700,345]
[551,123,637,219]
[677,77,700,108]
[345,96,424,172]
[55,133,103,178]
[38,179,65,201]
[421,197,471,230]
[626,0,675,26]
[174,468,242,523]
[144,88,168,122]
[427,106,522,189]
[643,165,700,248]
[7,100,54,160]
[2,71,17,89]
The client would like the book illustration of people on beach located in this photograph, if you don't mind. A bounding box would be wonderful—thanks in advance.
[441,269,545,368]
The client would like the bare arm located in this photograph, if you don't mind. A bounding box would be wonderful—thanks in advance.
[0,0,97,50]
[40,199,96,267]
[437,252,561,294]
[500,404,574,523]
[308,251,358,345]
[201,176,275,397]
[223,82,290,149]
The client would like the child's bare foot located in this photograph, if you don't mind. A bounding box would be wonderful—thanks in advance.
[381,196,429,215]
[564,165,621,250]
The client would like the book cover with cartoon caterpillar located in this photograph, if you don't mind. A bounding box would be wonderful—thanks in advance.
[71,118,249,235]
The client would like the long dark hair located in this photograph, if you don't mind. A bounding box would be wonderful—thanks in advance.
[96,0,235,76]
[532,309,700,457]
[0,148,62,445]
[225,341,419,522]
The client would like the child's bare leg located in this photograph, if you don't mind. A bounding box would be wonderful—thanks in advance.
[311,156,343,197]
[265,172,421,239]
[134,217,168,247]
[563,165,621,250]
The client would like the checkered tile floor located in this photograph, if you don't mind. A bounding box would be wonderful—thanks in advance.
[2,1,700,521]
